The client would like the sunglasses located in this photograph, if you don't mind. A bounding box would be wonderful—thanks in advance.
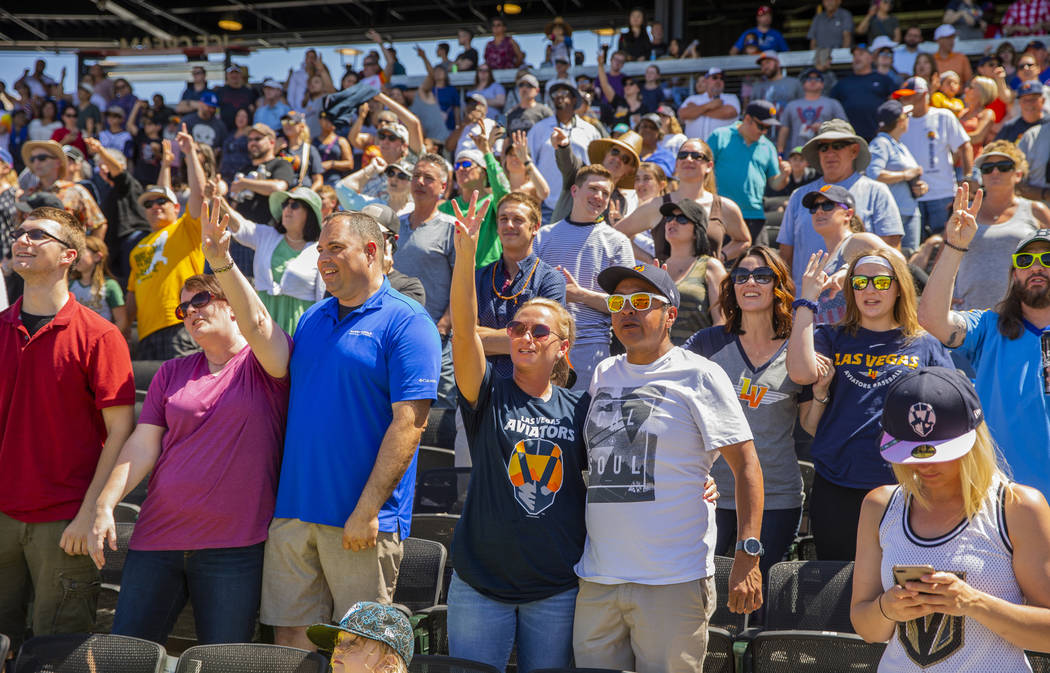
[607,147,634,164]
[63,112,77,118]
[731,266,776,284]
[1013,251,1050,268]
[506,320,563,341]
[28,154,54,163]
[174,291,215,320]
[979,160,1016,174]
[517,82,535,88]
[282,199,304,210]
[851,274,895,291]
[807,201,845,214]
[12,226,72,249]
[677,150,709,161]
[663,213,693,225]
[1021,62,1038,68]
[707,74,723,80]
[377,131,401,142]
[607,292,669,313]
[384,167,411,180]
[454,160,475,170]
[142,197,170,209]
[818,141,855,152]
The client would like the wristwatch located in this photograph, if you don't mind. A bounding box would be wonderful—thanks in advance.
[735,537,764,557]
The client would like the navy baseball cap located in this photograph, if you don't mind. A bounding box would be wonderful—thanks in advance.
[598,262,680,308]
[801,184,855,210]
[876,99,913,130]
[745,99,781,127]
[880,367,983,464]
[1019,80,1044,97]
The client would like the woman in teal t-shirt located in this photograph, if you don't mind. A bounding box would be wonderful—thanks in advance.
[70,236,128,335]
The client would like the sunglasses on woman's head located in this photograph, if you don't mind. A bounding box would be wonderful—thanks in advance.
[979,160,1015,174]
[731,267,776,284]
[607,292,669,313]
[174,291,214,320]
[851,274,895,291]
[506,320,562,341]
[1013,251,1050,268]
[818,140,854,152]
[807,201,844,214]
[677,150,709,161]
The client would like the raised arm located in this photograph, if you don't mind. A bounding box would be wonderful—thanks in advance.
[785,251,828,385]
[917,185,981,347]
[85,137,123,177]
[201,197,290,378]
[158,138,174,193]
[595,50,616,103]
[175,123,206,220]
[348,101,374,151]
[449,191,491,404]
[614,195,662,236]
[374,91,424,155]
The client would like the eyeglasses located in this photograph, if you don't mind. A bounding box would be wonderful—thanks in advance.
[607,147,634,164]
[607,292,669,313]
[677,150,709,161]
[282,199,303,210]
[807,201,844,214]
[384,167,411,180]
[63,112,77,118]
[28,154,54,163]
[818,141,854,152]
[377,131,401,142]
[12,226,72,249]
[979,160,1016,174]
[174,291,215,320]
[731,266,776,284]
[517,82,535,89]
[1013,251,1050,268]
[850,274,895,291]
[506,320,563,341]
[142,198,170,209]
[454,160,475,170]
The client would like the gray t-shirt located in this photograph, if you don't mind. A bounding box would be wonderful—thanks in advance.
[955,199,1039,311]
[780,96,848,151]
[1019,121,1050,189]
[683,329,808,510]
[807,7,854,49]
[393,210,457,322]
[507,103,553,135]
[752,77,804,113]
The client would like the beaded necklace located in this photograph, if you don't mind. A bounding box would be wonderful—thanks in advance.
[491,257,539,305]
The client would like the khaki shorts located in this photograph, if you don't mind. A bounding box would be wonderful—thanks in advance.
[260,518,402,627]
[573,576,717,673]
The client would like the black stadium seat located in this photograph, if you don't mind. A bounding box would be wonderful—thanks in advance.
[14,633,166,673]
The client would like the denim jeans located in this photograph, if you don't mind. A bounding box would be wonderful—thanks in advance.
[448,573,577,673]
[901,211,922,254]
[919,197,954,237]
[436,333,458,409]
[112,543,264,645]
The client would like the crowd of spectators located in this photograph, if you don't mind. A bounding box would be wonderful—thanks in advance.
[6,2,1050,672]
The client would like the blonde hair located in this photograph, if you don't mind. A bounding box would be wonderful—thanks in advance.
[680,138,717,194]
[515,297,576,387]
[979,139,1029,179]
[840,248,922,338]
[892,423,1012,520]
[333,633,408,673]
[969,75,998,108]
[71,237,113,301]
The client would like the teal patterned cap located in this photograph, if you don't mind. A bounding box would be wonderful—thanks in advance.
[306,601,414,666]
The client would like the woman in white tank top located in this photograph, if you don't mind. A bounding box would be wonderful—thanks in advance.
[851,367,1050,672]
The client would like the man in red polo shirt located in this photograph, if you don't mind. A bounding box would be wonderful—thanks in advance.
[0,206,135,648]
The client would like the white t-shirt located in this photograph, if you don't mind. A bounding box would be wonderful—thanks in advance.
[454,117,498,159]
[898,107,969,201]
[576,347,754,585]
[681,93,741,142]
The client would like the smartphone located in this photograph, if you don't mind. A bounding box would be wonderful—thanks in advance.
[893,564,935,588]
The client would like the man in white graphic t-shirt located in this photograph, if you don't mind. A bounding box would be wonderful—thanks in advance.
[573,262,764,673]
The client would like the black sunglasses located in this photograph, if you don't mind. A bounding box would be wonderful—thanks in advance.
[142,197,170,209]
[28,154,54,163]
[677,150,709,161]
[807,201,843,214]
[663,213,693,225]
[174,291,214,320]
[979,160,1016,174]
[731,266,776,284]
[818,140,854,152]
[707,74,723,80]
[607,147,634,164]
[384,167,410,180]
[281,199,304,210]
[377,131,401,142]
[13,226,72,249]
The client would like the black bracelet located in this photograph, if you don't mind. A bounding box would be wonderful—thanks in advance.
[792,298,818,313]
[943,240,969,253]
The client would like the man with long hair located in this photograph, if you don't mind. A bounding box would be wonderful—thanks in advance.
[919,183,1050,501]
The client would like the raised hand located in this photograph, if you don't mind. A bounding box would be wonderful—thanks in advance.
[161,138,175,167]
[201,197,233,267]
[512,129,530,163]
[814,353,835,393]
[471,128,490,155]
[366,28,383,45]
[550,126,569,148]
[451,189,490,259]
[174,122,193,155]
[84,136,102,156]
[945,183,982,251]
[801,251,830,302]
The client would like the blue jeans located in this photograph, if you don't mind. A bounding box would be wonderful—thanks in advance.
[436,333,458,409]
[112,543,264,645]
[901,212,922,254]
[713,507,801,580]
[919,197,954,237]
[448,573,577,673]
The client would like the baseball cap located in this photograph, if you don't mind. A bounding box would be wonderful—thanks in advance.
[281,110,306,124]
[517,73,539,88]
[659,198,708,235]
[386,122,410,142]
[705,67,723,78]
[1027,39,1048,51]
[248,122,276,140]
[757,5,772,15]
[879,367,983,464]
[225,64,242,73]
[1018,80,1044,97]
[106,105,126,118]
[597,262,681,309]
[15,192,64,213]
[361,203,401,241]
[136,185,178,208]
[788,146,804,157]
[851,43,870,53]
[307,601,413,667]
[975,149,1017,169]
[455,148,484,166]
[198,91,219,108]
[62,145,84,164]
[870,35,898,52]
[745,99,781,127]
[637,113,662,129]
[801,184,855,210]
[800,67,824,81]
[262,78,282,89]
[934,24,956,40]
[876,99,912,130]
[892,76,930,99]
[1014,228,1050,253]
[756,50,779,64]
[466,92,488,107]
[656,104,676,117]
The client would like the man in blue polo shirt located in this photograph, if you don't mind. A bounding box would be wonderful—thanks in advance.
[261,211,441,652]
[708,100,787,245]
[919,202,1050,500]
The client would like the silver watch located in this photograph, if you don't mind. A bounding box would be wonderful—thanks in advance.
[735,537,764,557]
